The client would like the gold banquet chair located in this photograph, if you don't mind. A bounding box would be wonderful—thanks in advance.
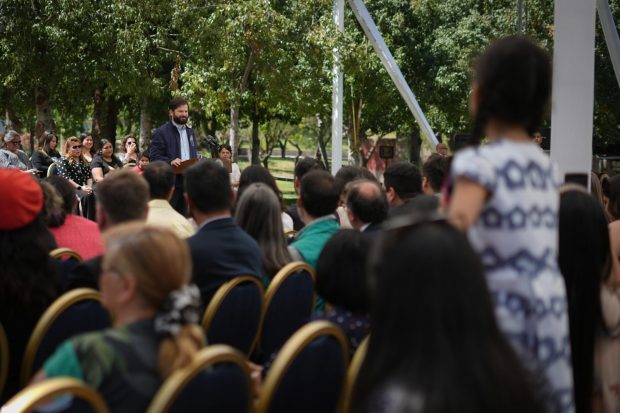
[20,289,111,387]
[255,321,349,413]
[201,276,264,355]
[147,345,252,413]
[49,248,83,263]
[0,323,9,401]
[3,377,108,413]
[341,335,369,413]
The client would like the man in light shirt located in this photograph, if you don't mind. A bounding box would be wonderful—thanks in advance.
[143,161,195,239]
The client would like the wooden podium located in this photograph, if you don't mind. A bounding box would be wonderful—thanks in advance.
[172,158,200,175]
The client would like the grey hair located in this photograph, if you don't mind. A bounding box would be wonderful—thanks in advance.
[235,183,292,278]
[3,130,20,143]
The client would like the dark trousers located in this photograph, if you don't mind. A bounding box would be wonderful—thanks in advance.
[171,175,188,216]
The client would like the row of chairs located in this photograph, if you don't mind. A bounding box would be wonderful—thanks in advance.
[3,323,369,413]
[203,261,316,359]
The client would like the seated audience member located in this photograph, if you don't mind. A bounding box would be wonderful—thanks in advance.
[315,230,370,354]
[118,134,139,166]
[435,142,449,156]
[334,165,377,228]
[606,174,620,222]
[143,161,194,239]
[57,136,96,220]
[559,185,620,413]
[45,176,105,260]
[80,133,95,164]
[235,183,292,286]
[351,218,543,413]
[383,161,422,210]
[237,165,294,232]
[31,131,61,177]
[132,152,150,175]
[33,224,204,412]
[91,139,123,183]
[422,154,449,197]
[185,160,262,307]
[287,158,324,231]
[217,144,241,188]
[67,169,149,290]
[0,170,61,402]
[345,179,388,233]
[0,130,37,173]
[288,170,340,270]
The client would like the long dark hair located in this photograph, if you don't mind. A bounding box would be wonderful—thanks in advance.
[470,36,551,145]
[0,217,60,320]
[559,187,611,413]
[352,220,543,413]
[237,165,286,211]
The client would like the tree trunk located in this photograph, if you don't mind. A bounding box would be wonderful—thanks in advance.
[230,103,240,161]
[251,112,260,165]
[279,139,287,158]
[34,85,56,140]
[348,96,363,166]
[101,96,119,147]
[139,97,153,153]
[408,129,422,166]
[316,116,330,171]
[5,108,23,131]
[92,87,104,146]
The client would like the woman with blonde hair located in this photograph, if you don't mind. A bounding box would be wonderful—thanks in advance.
[57,137,93,194]
[32,223,204,412]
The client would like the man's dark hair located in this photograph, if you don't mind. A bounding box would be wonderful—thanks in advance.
[347,180,388,224]
[143,161,175,200]
[97,170,149,223]
[334,165,376,195]
[169,96,189,111]
[185,159,232,213]
[384,161,422,201]
[299,170,339,218]
[294,157,324,179]
[423,154,449,193]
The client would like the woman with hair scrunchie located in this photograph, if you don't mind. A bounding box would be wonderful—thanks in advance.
[30,223,205,412]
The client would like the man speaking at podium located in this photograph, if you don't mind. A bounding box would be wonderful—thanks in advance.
[150,97,198,215]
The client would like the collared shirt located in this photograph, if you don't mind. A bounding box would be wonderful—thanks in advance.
[172,120,190,161]
[146,199,195,239]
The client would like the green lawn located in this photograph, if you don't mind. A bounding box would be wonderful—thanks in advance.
[237,157,298,206]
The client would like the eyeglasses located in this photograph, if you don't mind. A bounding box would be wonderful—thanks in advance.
[71,145,82,149]
[10,140,21,145]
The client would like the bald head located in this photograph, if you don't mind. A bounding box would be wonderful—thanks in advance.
[346,179,388,230]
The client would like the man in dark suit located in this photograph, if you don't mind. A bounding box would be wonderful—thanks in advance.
[150,97,198,214]
[346,179,388,234]
[185,160,262,308]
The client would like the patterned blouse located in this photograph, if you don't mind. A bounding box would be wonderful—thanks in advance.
[57,156,92,186]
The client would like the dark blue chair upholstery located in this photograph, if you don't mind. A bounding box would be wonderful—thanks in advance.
[202,276,263,355]
[259,262,315,359]
[21,289,111,386]
[256,321,348,413]
[148,345,252,413]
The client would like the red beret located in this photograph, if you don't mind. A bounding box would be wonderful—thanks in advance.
[0,169,43,230]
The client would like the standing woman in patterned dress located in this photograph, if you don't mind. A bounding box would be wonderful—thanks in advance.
[57,136,96,219]
[448,36,573,413]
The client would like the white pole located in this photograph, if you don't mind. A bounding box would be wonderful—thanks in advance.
[597,0,620,89]
[331,0,345,175]
[348,0,438,146]
[550,0,597,185]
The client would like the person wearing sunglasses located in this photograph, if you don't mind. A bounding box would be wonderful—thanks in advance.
[56,136,96,219]
[0,130,38,175]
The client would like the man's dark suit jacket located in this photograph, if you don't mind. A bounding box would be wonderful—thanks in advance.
[150,121,198,167]
[187,217,263,308]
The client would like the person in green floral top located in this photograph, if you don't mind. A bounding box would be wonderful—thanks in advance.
[31,224,205,412]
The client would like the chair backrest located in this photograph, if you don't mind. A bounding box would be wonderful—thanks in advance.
[255,321,349,413]
[201,276,264,355]
[147,345,252,413]
[0,323,8,401]
[258,262,315,358]
[342,335,369,413]
[20,289,111,386]
[50,248,83,262]
[3,377,109,413]
[47,162,58,177]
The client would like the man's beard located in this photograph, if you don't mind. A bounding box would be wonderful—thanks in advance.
[173,115,188,125]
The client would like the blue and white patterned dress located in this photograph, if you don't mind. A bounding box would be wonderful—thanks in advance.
[452,139,574,413]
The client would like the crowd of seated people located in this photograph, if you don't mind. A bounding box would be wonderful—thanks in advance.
[2,35,620,413]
